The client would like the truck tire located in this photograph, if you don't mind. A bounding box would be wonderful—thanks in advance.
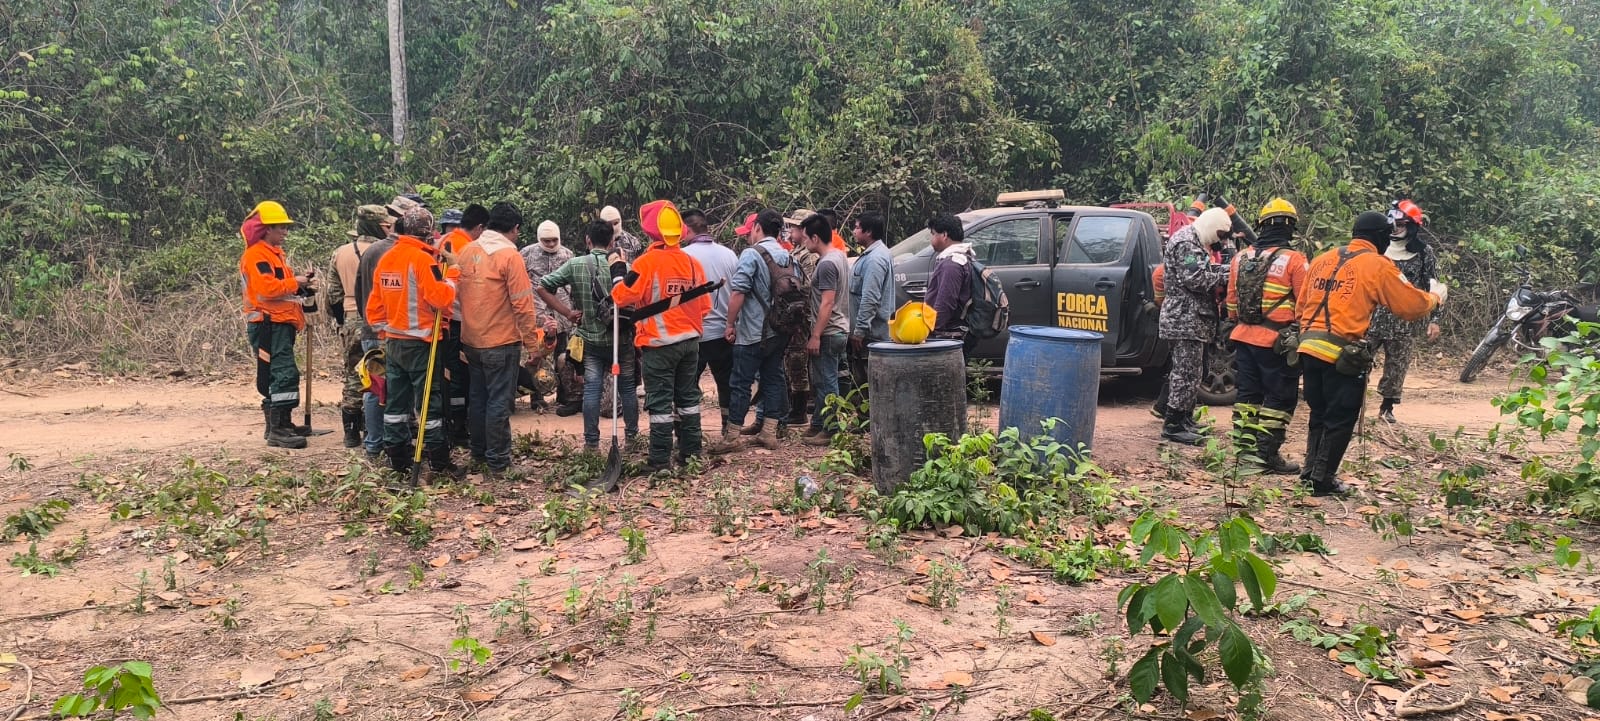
[1197,341,1237,406]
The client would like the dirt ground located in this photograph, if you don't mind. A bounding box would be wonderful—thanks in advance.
[2,357,1599,721]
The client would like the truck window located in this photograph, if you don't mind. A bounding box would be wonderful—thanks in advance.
[968,218,1040,266]
[1057,216,1132,264]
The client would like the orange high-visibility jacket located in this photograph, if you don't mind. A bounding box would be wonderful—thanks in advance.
[1296,238,1437,363]
[240,242,305,329]
[1226,246,1310,349]
[612,242,709,349]
[440,227,473,259]
[366,235,457,342]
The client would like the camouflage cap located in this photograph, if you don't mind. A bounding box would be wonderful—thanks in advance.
[356,204,389,224]
[386,195,422,218]
[400,207,436,238]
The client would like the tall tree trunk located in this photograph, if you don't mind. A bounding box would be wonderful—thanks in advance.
[387,0,408,163]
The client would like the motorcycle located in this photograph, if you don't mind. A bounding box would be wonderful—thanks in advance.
[1459,245,1598,383]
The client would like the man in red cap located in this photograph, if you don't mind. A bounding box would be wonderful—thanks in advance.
[612,201,711,471]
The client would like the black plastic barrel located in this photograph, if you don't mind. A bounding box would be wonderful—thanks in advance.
[868,340,967,495]
[999,326,1103,452]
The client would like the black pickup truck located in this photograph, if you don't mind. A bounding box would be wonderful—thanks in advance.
[891,190,1237,404]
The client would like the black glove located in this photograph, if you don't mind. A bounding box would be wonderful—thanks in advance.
[623,270,639,286]
[610,261,628,283]
[327,300,346,326]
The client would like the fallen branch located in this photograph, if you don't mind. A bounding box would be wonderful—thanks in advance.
[1394,681,1472,718]
[0,604,101,626]
[1,657,34,721]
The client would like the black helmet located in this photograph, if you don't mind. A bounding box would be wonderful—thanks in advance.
[1351,211,1392,242]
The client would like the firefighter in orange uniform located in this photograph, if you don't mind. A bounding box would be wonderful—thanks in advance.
[1295,211,1446,497]
[240,200,313,449]
[366,206,460,477]
[611,200,711,471]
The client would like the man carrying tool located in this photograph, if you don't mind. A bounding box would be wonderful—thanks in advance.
[1224,198,1309,474]
[352,195,423,459]
[239,200,314,449]
[523,220,580,416]
[612,200,711,471]
[1295,211,1446,497]
[326,204,389,448]
[366,206,460,478]
[538,220,642,452]
[1158,207,1233,445]
[457,202,546,477]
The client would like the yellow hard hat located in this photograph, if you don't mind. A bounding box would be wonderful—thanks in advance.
[358,347,386,391]
[889,301,937,344]
[567,335,584,363]
[253,200,294,226]
[1258,197,1298,223]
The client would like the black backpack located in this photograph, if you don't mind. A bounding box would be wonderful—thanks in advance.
[964,257,1010,339]
[754,245,812,337]
[1236,247,1285,326]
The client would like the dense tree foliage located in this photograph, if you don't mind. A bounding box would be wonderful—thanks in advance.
[2,0,1597,327]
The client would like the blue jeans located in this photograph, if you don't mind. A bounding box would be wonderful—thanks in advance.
[362,339,384,455]
[465,344,521,470]
[583,342,639,448]
[728,337,788,427]
[809,333,848,431]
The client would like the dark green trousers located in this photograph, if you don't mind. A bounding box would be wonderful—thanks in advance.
[248,321,300,409]
[642,339,703,464]
[383,338,447,449]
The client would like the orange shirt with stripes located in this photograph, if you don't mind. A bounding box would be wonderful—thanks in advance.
[365,235,457,342]
[612,242,709,349]
[1295,239,1437,363]
[239,242,305,329]
[1225,246,1309,348]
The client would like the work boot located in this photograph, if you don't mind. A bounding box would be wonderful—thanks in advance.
[752,419,780,450]
[260,407,310,438]
[1260,429,1301,476]
[427,444,460,479]
[386,444,414,476]
[266,407,308,449]
[1310,478,1352,498]
[708,427,746,455]
[785,392,809,426]
[803,429,833,447]
[1378,398,1397,425]
[342,409,363,449]
[448,409,470,449]
[1160,409,1204,446]
[739,418,762,436]
[555,401,582,417]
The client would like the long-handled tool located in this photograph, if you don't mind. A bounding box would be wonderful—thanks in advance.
[593,296,625,493]
[301,317,333,436]
[411,311,446,486]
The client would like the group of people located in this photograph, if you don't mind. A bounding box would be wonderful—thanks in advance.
[1157,197,1446,497]
[238,196,905,479]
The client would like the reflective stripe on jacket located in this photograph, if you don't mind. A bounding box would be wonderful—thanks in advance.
[239,242,305,329]
[1226,246,1309,349]
[612,242,709,348]
[366,235,457,342]
[1295,239,1438,363]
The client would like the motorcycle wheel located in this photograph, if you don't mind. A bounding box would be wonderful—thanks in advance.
[1459,329,1510,383]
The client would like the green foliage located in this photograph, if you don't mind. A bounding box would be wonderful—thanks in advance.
[52,661,163,720]
[2,498,70,540]
[1254,531,1333,556]
[843,620,915,708]
[620,527,647,565]
[1119,514,1275,712]
[1283,620,1411,682]
[1496,324,1600,515]
[884,423,1122,534]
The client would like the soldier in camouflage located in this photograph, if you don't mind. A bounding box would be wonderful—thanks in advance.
[327,205,390,448]
[601,206,645,262]
[1158,207,1234,445]
[1368,201,1441,424]
[522,220,579,415]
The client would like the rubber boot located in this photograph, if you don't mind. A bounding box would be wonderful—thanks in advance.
[1161,409,1204,446]
[751,419,780,450]
[386,444,413,475]
[342,409,363,449]
[427,444,460,479]
[260,407,309,438]
[785,391,809,426]
[1260,428,1301,476]
[266,407,308,449]
[1378,398,1397,425]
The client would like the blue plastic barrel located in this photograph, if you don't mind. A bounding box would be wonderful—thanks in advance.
[868,340,967,495]
[999,326,1103,452]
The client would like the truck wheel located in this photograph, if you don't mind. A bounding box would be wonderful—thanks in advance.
[1197,342,1237,406]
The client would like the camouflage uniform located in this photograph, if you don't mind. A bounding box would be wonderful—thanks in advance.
[522,242,579,409]
[1367,242,1440,404]
[613,229,645,264]
[1158,224,1229,415]
[780,246,819,422]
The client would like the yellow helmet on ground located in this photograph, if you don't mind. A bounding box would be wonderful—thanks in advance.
[253,200,294,226]
[1258,197,1298,223]
[889,301,937,344]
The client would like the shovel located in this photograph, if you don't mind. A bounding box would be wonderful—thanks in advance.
[592,298,625,493]
[410,312,446,487]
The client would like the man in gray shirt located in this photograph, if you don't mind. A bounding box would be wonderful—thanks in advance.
[798,214,850,444]
[680,208,740,432]
[710,210,791,453]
